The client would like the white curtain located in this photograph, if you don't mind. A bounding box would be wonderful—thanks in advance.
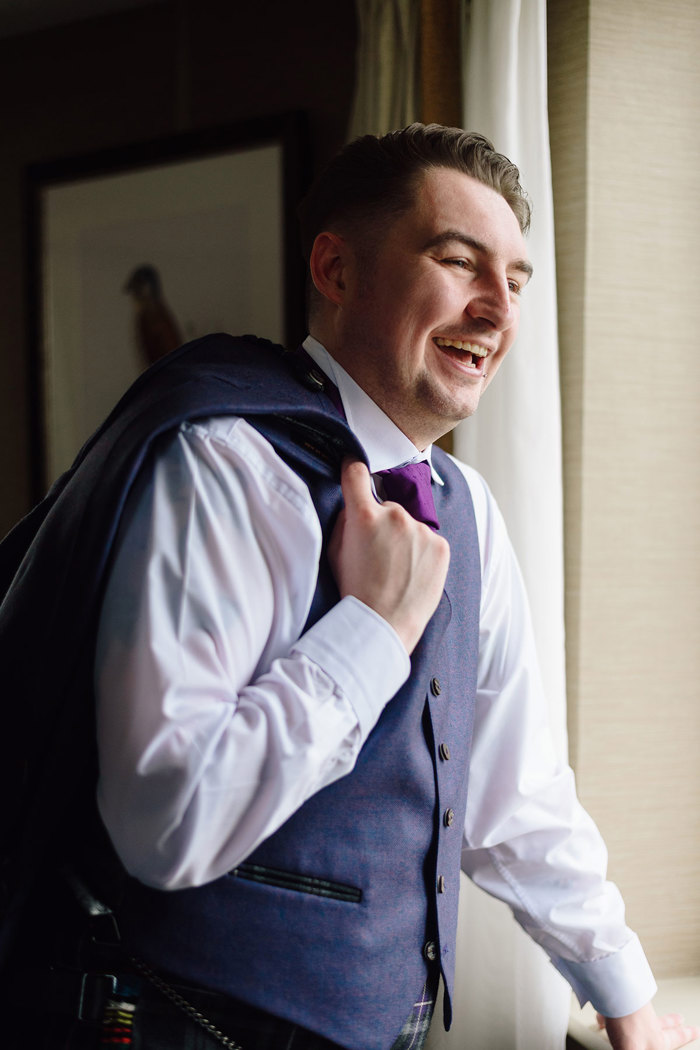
[432,2,570,1047]
[456,0,566,754]
[348,1,571,1046]
[348,0,419,138]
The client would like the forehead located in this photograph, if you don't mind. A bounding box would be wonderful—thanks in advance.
[399,167,529,266]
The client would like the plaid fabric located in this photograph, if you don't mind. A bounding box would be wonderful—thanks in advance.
[124,980,349,1049]
[33,968,438,1050]
[119,970,436,1050]
[388,978,437,1050]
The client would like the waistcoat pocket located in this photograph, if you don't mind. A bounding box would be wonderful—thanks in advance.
[230,862,362,903]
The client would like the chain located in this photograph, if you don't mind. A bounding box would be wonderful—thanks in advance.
[129,956,245,1050]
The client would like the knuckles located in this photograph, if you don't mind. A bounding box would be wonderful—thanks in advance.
[382,502,413,528]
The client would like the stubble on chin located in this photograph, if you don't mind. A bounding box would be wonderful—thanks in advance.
[412,372,482,442]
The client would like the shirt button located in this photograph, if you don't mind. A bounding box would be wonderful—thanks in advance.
[437,875,446,893]
[443,808,455,828]
[438,742,451,761]
[430,677,442,696]
[423,940,438,962]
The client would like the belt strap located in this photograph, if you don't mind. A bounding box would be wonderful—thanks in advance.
[9,967,120,1021]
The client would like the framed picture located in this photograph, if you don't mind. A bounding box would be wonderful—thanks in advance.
[26,113,308,494]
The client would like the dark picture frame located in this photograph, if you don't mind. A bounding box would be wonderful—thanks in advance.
[25,113,308,496]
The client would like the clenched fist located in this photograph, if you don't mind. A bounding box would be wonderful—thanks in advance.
[328,460,450,654]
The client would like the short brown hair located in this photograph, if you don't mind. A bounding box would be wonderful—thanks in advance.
[298,122,530,260]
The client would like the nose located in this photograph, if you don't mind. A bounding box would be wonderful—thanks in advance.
[466,274,513,330]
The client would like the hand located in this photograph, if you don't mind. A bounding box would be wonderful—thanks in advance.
[328,459,450,653]
[598,1003,700,1049]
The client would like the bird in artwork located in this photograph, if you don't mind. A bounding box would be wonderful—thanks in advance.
[124,264,183,367]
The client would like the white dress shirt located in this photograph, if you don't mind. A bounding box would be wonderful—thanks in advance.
[95,336,656,1018]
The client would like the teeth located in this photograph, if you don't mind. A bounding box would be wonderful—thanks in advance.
[435,337,488,357]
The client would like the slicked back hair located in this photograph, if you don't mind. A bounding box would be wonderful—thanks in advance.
[298,123,530,265]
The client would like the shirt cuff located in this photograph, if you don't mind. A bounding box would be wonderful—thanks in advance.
[292,595,411,738]
[553,933,658,1018]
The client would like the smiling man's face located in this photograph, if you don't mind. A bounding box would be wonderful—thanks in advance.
[326,166,531,449]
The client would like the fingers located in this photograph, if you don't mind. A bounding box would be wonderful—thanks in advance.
[329,458,450,654]
[659,1014,700,1048]
[598,1005,700,1049]
[339,458,375,515]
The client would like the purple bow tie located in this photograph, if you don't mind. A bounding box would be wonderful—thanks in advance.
[375,461,440,531]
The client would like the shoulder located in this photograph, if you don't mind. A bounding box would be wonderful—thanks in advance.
[440,451,513,583]
[440,451,497,534]
[172,415,323,526]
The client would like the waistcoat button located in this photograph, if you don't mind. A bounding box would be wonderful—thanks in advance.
[430,677,441,696]
[423,940,438,962]
[443,808,455,827]
[304,367,326,391]
[437,875,446,893]
[438,742,451,761]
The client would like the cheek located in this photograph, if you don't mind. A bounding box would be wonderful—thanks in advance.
[364,275,446,353]
[484,335,517,385]
[407,290,449,339]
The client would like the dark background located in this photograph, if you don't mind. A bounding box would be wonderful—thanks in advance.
[0,0,358,534]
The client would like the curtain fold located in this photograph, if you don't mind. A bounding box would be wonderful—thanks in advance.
[348,2,571,1045]
[348,0,420,138]
[436,2,571,1047]
[455,0,566,749]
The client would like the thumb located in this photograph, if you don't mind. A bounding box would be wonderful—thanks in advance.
[327,505,346,563]
[339,458,374,515]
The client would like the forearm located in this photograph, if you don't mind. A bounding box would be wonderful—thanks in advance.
[97,597,406,889]
[462,464,655,1016]
[94,418,410,889]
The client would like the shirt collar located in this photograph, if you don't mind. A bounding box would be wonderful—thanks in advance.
[302,335,444,484]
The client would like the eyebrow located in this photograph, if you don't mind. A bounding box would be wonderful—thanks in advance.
[423,230,534,282]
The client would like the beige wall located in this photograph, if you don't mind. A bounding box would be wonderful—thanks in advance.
[549,0,700,977]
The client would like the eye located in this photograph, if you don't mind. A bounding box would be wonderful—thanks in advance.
[508,278,522,295]
[443,257,473,270]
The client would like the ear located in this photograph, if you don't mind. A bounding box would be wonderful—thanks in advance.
[309,232,351,307]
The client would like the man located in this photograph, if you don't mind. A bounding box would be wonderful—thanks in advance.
[1,125,696,1050]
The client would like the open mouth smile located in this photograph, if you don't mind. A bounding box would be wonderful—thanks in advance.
[434,337,489,373]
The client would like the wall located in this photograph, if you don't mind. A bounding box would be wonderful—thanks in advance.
[549,0,700,977]
[0,0,357,535]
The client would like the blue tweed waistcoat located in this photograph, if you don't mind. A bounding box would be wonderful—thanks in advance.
[0,335,481,1050]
